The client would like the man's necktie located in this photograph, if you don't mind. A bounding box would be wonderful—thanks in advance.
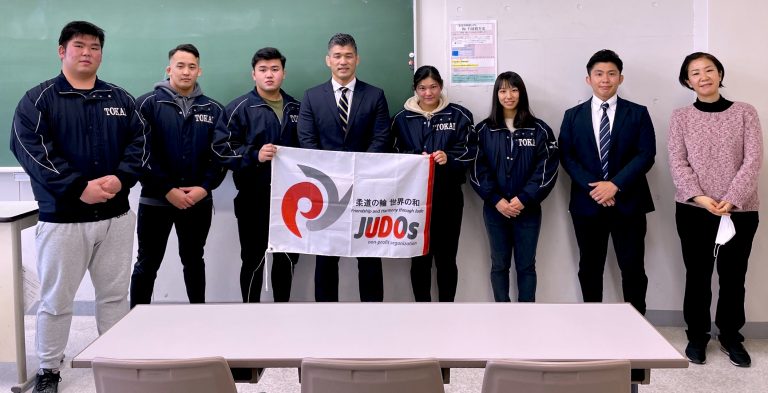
[599,102,611,180]
[338,86,349,132]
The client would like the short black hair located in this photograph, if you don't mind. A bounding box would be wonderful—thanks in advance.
[678,52,725,90]
[412,65,443,90]
[169,44,199,60]
[487,71,537,129]
[586,49,623,74]
[251,47,286,69]
[327,33,357,53]
[59,21,105,48]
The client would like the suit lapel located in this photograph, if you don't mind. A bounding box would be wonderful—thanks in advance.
[347,80,365,133]
[611,97,629,145]
[322,81,345,135]
[605,97,628,176]
[579,99,600,159]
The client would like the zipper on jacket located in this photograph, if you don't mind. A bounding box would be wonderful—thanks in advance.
[423,117,432,152]
[159,99,211,119]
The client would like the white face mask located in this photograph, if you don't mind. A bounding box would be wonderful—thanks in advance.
[715,216,736,245]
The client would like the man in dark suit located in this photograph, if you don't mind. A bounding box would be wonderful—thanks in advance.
[559,49,656,314]
[298,33,389,302]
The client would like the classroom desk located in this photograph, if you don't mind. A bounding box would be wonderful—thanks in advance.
[73,303,687,390]
[0,201,39,393]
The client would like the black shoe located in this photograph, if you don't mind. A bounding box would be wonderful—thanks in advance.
[685,342,707,364]
[720,341,751,367]
[33,369,61,393]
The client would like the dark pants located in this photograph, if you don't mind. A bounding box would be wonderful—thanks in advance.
[676,203,758,345]
[315,255,383,302]
[130,201,212,307]
[571,210,648,314]
[235,190,298,303]
[411,185,463,302]
[483,204,541,302]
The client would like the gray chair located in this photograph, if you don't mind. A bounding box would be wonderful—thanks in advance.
[481,359,631,393]
[92,356,237,393]
[300,358,445,393]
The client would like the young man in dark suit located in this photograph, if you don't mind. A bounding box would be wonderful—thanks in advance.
[558,49,656,314]
[298,33,390,302]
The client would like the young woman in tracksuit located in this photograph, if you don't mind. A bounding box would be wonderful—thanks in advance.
[391,66,476,302]
[470,72,559,302]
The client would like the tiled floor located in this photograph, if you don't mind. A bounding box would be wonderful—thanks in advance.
[1,316,766,392]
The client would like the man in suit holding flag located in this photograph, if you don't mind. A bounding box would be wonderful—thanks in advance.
[298,33,390,302]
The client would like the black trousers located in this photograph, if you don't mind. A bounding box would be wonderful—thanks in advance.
[315,255,383,302]
[411,184,463,302]
[571,209,648,314]
[675,203,758,345]
[130,201,212,307]
[235,190,298,303]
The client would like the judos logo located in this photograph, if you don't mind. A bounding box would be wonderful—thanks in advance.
[281,165,352,238]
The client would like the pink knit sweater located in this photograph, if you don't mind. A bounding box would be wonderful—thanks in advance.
[668,102,763,211]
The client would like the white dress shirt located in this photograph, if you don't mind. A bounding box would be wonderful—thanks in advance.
[331,78,356,109]
[591,94,617,160]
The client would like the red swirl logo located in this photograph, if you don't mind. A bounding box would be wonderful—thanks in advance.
[281,182,323,238]
[280,164,353,238]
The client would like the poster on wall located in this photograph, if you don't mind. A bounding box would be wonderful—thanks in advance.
[450,20,497,85]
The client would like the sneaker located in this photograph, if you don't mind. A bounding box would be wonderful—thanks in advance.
[685,342,707,364]
[720,341,751,367]
[33,369,61,393]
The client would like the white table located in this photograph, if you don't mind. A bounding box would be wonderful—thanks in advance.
[73,303,687,390]
[0,201,39,393]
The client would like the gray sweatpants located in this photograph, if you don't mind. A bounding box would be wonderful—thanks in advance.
[35,211,136,369]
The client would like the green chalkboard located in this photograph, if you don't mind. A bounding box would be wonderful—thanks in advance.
[0,0,414,166]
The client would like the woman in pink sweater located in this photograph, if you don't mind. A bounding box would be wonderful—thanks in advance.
[668,52,762,368]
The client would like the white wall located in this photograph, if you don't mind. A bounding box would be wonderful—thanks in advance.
[417,0,694,310]
[5,0,767,324]
[708,0,768,322]
[416,0,768,322]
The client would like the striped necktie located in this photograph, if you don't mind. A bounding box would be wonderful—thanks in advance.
[338,86,349,132]
[599,102,611,180]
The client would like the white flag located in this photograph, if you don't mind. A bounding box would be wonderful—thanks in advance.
[269,146,434,258]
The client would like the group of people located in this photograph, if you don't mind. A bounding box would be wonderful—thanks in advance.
[9,20,761,393]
